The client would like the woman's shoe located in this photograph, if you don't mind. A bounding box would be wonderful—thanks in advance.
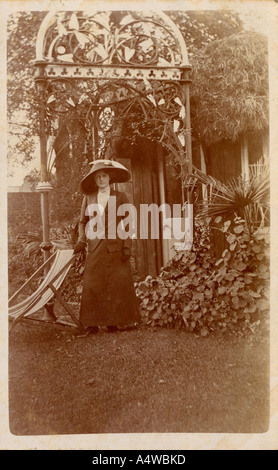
[76,326,98,337]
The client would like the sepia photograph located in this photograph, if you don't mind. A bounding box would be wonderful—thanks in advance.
[1,0,278,451]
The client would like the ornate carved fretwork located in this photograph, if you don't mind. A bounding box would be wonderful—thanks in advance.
[40,11,188,67]
[43,64,183,81]
[35,11,192,171]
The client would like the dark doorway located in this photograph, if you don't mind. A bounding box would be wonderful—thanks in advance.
[116,138,163,279]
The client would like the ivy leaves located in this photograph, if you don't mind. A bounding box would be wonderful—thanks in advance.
[136,216,269,336]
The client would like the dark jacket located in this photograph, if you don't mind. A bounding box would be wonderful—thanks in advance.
[78,189,132,254]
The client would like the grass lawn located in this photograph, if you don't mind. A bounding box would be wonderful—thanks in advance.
[9,319,269,436]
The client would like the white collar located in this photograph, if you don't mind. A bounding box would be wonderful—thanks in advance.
[98,186,110,194]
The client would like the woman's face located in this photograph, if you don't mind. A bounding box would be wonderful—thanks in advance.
[94,170,110,190]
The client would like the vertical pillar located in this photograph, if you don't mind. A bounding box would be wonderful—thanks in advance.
[157,146,169,266]
[180,71,193,200]
[35,76,53,265]
[241,135,250,181]
[181,70,194,241]
[91,107,99,161]
[200,144,208,200]
[184,82,193,177]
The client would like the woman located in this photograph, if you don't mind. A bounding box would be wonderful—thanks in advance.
[74,159,140,334]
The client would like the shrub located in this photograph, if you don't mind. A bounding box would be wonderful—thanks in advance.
[8,228,44,296]
[136,216,269,335]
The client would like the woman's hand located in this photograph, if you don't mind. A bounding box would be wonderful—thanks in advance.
[121,247,131,261]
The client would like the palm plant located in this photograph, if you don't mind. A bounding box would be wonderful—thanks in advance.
[15,222,79,261]
[15,232,43,260]
[195,157,270,234]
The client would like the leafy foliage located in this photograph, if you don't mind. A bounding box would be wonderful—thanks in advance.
[195,157,270,234]
[8,230,44,297]
[136,217,269,336]
[168,10,243,58]
[7,12,46,168]
[114,84,188,179]
[49,121,90,224]
[190,31,269,146]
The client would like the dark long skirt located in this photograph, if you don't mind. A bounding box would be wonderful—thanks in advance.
[80,243,140,328]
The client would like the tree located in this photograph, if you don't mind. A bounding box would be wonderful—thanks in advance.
[168,10,243,56]
[21,168,40,191]
[7,12,46,170]
[189,31,269,147]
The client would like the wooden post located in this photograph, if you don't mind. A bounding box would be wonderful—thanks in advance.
[91,107,99,160]
[200,144,208,201]
[157,145,169,266]
[181,72,194,241]
[179,69,193,200]
[241,135,250,181]
[184,83,193,176]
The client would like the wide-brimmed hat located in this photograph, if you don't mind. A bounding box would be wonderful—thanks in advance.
[80,159,131,194]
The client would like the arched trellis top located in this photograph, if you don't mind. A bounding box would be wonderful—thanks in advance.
[34,10,193,266]
[35,10,191,81]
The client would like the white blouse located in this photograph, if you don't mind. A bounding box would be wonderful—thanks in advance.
[97,187,110,215]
